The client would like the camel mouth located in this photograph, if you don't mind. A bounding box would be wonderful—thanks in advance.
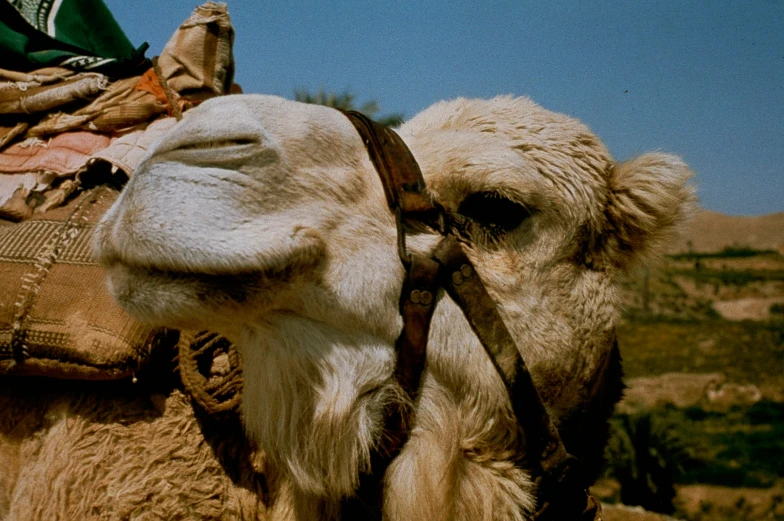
[93,155,327,282]
[110,263,266,299]
[96,217,326,281]
[100,240,312,296]
[97,211,325,328]
[99,248,266,278]
[104,261,290,329]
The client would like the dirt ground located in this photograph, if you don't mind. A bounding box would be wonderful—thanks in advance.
[602,503,682,521]
[713,297,784,321]
[676,482,784,521]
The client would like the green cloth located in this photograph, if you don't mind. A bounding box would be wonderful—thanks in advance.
[0,0,147,75]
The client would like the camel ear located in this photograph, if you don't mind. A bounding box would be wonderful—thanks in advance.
[599,152,696,270]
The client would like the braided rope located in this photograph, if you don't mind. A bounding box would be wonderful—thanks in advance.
[179,330,243,414]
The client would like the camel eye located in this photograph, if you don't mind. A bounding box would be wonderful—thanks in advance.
[457,192,532,233]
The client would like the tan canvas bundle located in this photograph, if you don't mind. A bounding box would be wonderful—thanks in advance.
[0,184,172,380]
[0,1,237,381]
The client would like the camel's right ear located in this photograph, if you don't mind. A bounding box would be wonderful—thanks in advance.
[597,152,696,270]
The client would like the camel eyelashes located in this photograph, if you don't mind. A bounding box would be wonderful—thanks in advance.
[457,191,533,233]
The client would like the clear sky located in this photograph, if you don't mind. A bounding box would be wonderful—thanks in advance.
[104,1,783,216]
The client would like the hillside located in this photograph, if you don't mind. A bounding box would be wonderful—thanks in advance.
[668,210,784,254]
[599,208,784,521]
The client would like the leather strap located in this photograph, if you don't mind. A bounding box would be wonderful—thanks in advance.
[342,110,444,266]
[341,111,601,520]
[432,237,570,471]
[341,254,441,520]
[394,254,441,399]
[432,236,600,521]
[341,111,436,218]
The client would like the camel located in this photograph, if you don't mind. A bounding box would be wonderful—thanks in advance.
[2,93,694,521]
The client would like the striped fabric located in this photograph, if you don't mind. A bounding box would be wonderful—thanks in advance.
[0,185,170,379]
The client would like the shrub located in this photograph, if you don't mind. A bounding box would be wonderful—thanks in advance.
[604,412,697,514]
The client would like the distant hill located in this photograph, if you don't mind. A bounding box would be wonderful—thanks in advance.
[668,210,784,254]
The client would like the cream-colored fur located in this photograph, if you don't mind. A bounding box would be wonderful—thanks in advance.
[0,379,270,521]
[91,94,694,520]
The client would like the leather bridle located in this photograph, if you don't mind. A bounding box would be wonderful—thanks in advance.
[339,111,603,521]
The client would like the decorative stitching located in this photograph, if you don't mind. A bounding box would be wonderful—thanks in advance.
[9,186,108,364]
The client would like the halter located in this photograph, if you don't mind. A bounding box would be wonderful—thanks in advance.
[339,110,603,521]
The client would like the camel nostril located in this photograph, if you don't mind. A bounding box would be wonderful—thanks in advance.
[176,138,258,151]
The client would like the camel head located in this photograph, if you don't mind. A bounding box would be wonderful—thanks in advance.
[96,94,694,520]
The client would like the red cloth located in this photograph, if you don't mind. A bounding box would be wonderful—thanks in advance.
[0,132,112,175]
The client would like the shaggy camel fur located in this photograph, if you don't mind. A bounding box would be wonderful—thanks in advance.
[0,376,269,520]
[3,94,694,520]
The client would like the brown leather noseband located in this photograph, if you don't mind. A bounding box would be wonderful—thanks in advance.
[339,111,602,521]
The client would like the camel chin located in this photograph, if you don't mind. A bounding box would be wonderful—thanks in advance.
[103,263,265,331]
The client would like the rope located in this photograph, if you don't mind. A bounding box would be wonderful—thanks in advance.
[152,56,183,121]
[179,330,243,414]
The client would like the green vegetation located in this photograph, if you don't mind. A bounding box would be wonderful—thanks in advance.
[622,247,784,322]
[618,318,784,386]
[614,247,784,520]
[294,88,404,127]
[605,403,784,489]
[605,412,697,513]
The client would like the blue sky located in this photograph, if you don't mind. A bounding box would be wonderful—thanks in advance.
[105,1,783,216]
